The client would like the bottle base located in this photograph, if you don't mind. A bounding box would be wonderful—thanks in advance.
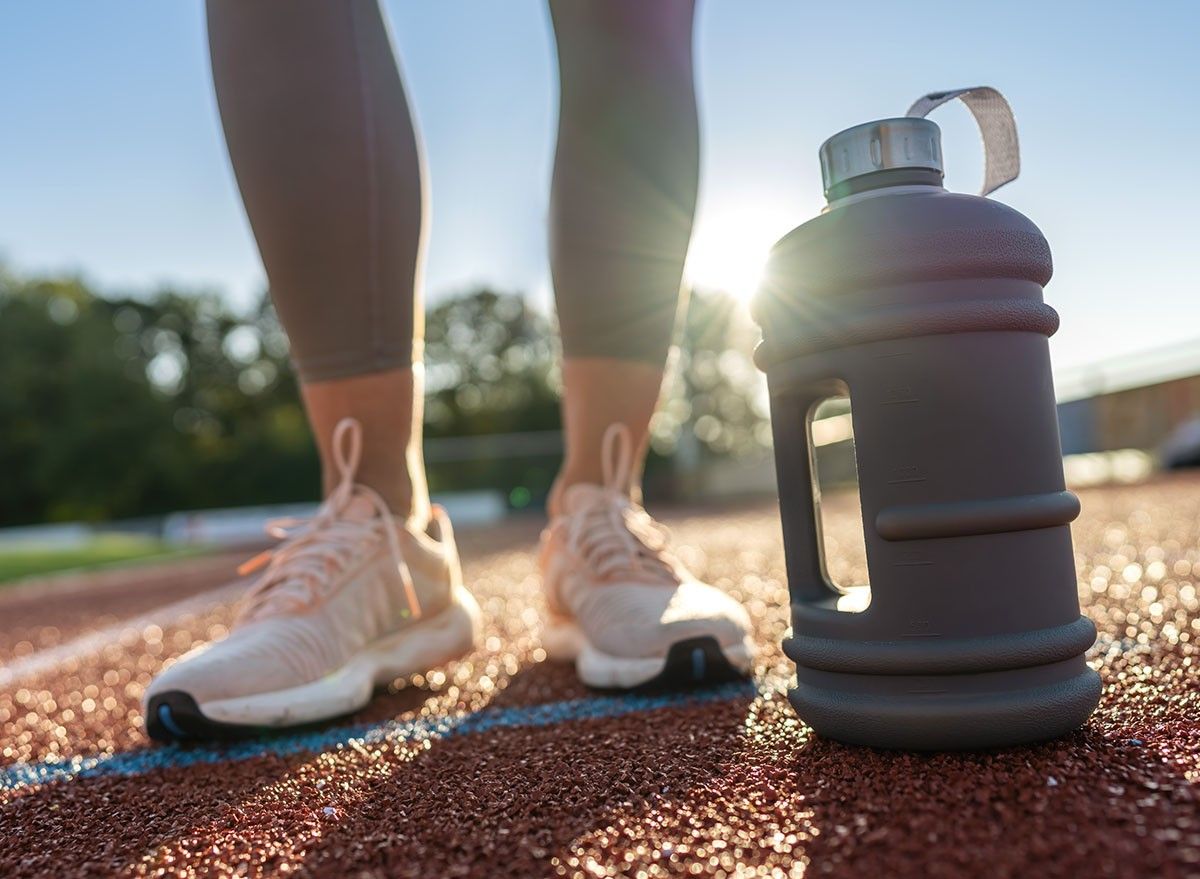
[790,665,1101,750]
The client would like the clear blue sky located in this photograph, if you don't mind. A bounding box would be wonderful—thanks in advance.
[2,1,1197,371]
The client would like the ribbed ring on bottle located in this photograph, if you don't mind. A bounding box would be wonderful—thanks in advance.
[754,298,1059,371]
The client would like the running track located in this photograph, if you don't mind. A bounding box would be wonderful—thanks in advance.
[2,487,1200,877]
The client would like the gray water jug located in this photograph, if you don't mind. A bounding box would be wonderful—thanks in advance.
[753,88,1101,750]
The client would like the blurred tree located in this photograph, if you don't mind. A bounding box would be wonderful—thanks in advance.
[424,288,559,437]
[655,288,771,460]
[423,288,561,508]
[0,268,769,527]
[0,268,316,526]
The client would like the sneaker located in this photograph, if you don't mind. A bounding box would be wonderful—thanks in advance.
[539,423,754,689]
[144,417,480,741]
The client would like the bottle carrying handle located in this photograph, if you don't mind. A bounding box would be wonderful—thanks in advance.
[774,383,846,605]
[907,87,1020,196]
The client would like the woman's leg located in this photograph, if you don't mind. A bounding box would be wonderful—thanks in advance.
[538,0,750,690]
[146,1,477,742]
[206,0,430,524]
[547,0,700,509]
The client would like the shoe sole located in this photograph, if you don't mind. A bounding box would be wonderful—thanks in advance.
[542,619,753,690]
[146,585,481,743]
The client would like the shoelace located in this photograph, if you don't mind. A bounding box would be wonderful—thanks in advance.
[563,424,679,586]
[236,418,422,622]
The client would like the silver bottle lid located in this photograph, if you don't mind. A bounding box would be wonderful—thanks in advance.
[818,117,943,199]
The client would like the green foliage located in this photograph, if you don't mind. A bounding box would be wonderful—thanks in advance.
[423,288,562,505]
[656,288,771,459]
[0,268,316,526]
[424,289,560,436]
[0,267,769,527]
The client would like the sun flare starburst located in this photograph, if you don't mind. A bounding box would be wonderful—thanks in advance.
[684,209,793,306]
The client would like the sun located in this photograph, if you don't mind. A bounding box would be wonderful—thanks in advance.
[684,208,793,305]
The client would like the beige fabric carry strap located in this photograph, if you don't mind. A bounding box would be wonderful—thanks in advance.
[907,87,1020,196]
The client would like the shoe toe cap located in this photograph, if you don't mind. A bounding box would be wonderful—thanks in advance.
[144,626,321,710]
[143,641,237,708]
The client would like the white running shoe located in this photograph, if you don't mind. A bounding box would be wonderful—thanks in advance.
[539,423,754,689]
[145,418,480,741]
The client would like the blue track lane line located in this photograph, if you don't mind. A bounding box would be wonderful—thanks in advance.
[0,681,758,793]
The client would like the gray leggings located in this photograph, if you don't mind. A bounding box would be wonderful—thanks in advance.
[206,0,699,383]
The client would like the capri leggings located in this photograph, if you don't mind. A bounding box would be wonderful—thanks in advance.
[205,0,700,383]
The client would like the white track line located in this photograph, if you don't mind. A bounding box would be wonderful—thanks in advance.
[0,580,245,690]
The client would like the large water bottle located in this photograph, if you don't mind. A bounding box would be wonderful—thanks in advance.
[754,88,1100,749]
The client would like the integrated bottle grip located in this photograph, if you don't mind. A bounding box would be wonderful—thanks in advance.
[907,87,1020,196]
[769,382,847,606]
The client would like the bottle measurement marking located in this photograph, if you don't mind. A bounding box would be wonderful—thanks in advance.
[893,551,933,567]
[880,384,920,405]
[888,464,925,485]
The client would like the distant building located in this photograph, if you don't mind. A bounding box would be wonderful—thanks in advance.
[1056,340,1200,456]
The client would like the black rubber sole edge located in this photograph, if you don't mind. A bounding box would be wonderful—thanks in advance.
[146,691,271,743]
[625,635,748,692]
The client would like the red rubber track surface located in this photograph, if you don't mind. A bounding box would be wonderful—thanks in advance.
[2,480,1200,877]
